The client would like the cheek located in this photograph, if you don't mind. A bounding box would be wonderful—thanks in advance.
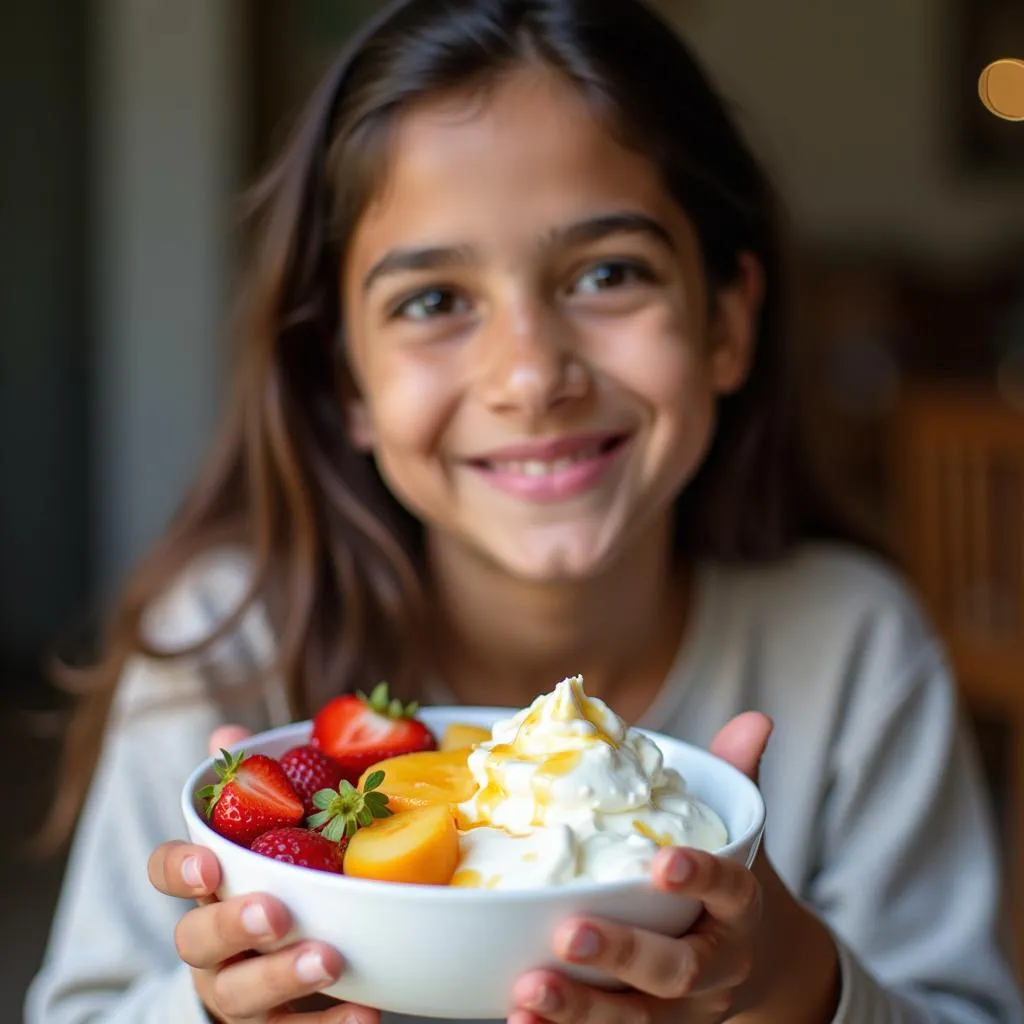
[592,307,717,482]
[363,355,456,452]
[358,354,461,512]
[593,304,712,413]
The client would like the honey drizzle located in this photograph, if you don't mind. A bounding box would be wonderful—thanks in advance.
[632,820,674,847]
[513,676,619,750]
[468,676,613,828]
[473,745,583,826]
[450,869,502,889]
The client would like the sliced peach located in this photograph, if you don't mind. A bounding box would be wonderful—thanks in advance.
[343,804,459,885]
[439,722,492,752]
[358,749,478,814]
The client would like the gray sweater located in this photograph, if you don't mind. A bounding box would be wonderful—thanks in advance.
[25,543,1024,1023]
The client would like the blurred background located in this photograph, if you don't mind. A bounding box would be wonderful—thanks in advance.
[2,0,1023,1016]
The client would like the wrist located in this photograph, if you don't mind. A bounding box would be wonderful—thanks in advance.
[787,902,841,1023]
[735,859,840,1023]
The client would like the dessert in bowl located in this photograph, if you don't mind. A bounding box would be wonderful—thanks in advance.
[181,677,766,1019]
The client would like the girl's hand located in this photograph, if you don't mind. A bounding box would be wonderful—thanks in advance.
[509,845,759,1023]
[147,726,380,1024]
[509,713,839,1024]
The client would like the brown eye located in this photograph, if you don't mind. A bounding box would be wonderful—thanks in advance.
[573,261,654,295]
[394,287,471,321]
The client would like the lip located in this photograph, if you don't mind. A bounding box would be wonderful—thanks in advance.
[466,431,627,464]
[462,432,632,502]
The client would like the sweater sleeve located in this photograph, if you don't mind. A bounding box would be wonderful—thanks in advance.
[25,552,278,1024]
[24,655,229,1024]
[809,630,1022,1024]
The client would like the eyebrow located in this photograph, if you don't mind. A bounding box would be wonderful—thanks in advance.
[361,211,676,295]
[546,212,676,253]
[363,244,475,295]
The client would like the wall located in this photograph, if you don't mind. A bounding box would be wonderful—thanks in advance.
[0,4,90,667]
[92,0,244,590]
[664,0,1024,268]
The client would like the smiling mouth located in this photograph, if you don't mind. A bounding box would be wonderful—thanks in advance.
[468,435,629,477]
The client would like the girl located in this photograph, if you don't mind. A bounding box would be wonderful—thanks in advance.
[27,1,1023,1022]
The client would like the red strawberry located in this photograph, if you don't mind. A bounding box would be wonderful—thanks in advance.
[197,750,304,847]
[278,744,346,817]
[250,827,343,874]
[311,682,436,783]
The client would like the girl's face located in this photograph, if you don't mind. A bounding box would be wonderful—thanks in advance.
[343,67,761,582]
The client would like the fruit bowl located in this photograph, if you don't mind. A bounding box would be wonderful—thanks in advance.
[181,706,766,1020]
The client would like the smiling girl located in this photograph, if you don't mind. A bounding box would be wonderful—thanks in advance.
[27,2,1022,1023]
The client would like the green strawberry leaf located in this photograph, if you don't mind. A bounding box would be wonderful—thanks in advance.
[305,772,393,844]
[195,748,246,817]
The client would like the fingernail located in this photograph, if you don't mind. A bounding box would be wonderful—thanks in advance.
[666,852,694,886]
[241,901,272,937]
[295,948,330,984]
[340,1011,373,1024]
[528,983,562,1014]
[567,926,600,961]
[182,856,204,889]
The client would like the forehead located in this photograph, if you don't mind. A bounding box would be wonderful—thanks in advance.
[346,66,683,261]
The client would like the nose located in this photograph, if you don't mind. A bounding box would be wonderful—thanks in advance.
[474,298,589,418]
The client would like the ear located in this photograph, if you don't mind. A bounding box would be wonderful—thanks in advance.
[708,252,764,396]
[345,398,375,451]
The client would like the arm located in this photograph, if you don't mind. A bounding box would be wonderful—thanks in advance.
[804,639,1022,1024]
[25,550,286,1023]
[25,656,230,1024]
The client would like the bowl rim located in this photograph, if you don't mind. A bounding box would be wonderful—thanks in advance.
[180,706,766,902]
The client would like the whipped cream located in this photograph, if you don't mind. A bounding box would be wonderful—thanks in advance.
[453,675,728,889]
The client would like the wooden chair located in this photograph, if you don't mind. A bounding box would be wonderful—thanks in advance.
[892,385,1024,978]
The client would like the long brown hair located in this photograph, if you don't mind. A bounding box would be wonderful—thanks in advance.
[41,0,870,850]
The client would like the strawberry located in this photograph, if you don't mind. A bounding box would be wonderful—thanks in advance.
[311,682,436,783]
[307,769,393,853]
[250,827,343,874]
[197,750,304,847]
[278,744,346,817]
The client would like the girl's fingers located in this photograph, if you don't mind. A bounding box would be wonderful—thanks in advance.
[651,848,762,933]
[269,1005,379,1024]
[706,712,773,784]
[174,893,292,969]
[548,916,749,1003]
[552,919,696,1001]
[148,841,222,899]
[205,941,344,1020]
[511,969,651,1024]
[209,724,252,755]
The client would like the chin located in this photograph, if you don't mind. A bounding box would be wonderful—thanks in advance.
[489,533,621,584]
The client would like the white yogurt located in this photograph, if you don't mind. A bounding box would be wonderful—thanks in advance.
[452,676,728,889]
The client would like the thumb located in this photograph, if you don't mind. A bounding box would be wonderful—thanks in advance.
[708,711,773,785]
[208,724,252,757]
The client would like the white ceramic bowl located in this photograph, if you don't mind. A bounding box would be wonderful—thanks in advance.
[182,706,765,1020]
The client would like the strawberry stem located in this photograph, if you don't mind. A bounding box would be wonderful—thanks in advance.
[195,748,246,818]
[355,682,419,720]
[307,770,392,843]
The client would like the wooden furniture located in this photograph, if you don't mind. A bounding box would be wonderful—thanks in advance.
[892,386,1024,977]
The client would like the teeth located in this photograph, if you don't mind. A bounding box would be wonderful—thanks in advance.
[490,445,603,476]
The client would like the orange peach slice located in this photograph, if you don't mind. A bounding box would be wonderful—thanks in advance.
[439,722,492,752]
[358,749,478,814]
[343,804,459,885]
